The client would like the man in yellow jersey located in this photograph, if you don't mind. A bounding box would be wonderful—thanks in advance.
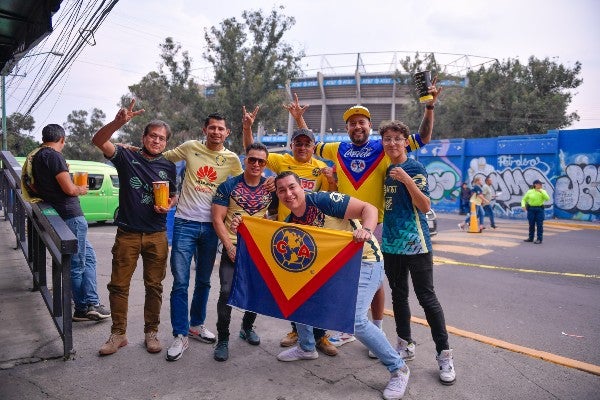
[287,82,440,353]
[242,106,339,357]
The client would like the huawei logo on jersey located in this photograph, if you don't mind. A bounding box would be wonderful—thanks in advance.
[196,166,218,183]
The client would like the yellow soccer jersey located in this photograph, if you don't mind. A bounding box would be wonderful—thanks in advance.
[316,135,422,223]
[266,152,331,221]
[164,140,243,223]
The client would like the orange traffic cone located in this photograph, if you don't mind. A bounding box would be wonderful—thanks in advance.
[467,201,481,233]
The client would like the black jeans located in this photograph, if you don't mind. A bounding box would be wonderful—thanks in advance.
[383,252,449,354]
[216,252,257,342]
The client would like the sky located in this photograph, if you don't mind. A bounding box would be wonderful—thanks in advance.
[5,0,600,141]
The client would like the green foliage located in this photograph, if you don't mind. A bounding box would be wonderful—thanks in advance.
[63,108,106,161]
[434,56,582,138]
[4,112,39,156]
[118,37,207,148]
[204,6,304,153]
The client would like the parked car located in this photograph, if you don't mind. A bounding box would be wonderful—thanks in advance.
[16,157,120,223]
[426,209,437,236]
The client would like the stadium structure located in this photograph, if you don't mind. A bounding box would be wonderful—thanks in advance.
[252,51,497,147]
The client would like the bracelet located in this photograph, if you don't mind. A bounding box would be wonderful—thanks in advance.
[363,227,372,234]
[426,105,435,110]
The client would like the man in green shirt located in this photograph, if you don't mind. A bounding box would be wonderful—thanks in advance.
[521,180,550,244]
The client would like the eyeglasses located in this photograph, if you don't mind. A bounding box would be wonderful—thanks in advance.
[292,141,313,148]
[382,137,406,144]
[246,157,267,166]
[146,133,167,142]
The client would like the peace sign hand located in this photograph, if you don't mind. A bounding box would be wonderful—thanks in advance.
[115,99,145,125]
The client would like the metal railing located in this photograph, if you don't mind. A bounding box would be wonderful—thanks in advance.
[0,151,77,359]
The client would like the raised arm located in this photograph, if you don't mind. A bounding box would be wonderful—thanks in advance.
[92,99,144,157]
[418,76,442,144]
[241,105,260,150]
[283,93,309,129]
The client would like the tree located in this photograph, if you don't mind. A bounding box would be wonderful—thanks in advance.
[204,6,304,153]
[4,112,39,156]
[118,37,207,147]
[432,57,582,138]
[63,108,106,161]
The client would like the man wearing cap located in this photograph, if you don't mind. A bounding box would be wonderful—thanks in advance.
[286,83,440,354]
[242,106,339,357]
[521,179,550,244]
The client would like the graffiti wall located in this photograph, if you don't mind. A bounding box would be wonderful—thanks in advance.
[416,128,600,221]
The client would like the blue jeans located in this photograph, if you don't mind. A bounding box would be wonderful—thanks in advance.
[483,204,496,227]
[64,216,99,311]
[170,218,219,336]
[296,261,405,373]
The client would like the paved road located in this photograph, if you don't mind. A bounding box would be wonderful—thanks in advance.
[0,215,599,399]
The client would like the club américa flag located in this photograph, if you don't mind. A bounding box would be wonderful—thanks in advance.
[229,216,364,333]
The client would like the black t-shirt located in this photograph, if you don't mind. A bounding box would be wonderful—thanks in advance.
[32,147,83,219]
[109,146,176,233]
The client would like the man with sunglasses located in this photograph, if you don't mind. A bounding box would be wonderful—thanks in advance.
[211,142,273,362]
[242,108,339,357]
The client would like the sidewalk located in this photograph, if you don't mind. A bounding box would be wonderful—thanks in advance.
[0,218,598,399]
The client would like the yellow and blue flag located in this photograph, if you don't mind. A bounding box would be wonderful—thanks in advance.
[229,216,363,333]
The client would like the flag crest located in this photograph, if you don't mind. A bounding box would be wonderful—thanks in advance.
[230,216,363,333]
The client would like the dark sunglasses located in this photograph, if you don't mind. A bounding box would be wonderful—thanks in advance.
[246,157,267,166]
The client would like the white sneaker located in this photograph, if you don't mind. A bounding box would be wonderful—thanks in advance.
[383,366,410,400]
[166,334,189,361]
[396,338,415,361]
[189,324,216,343]
[277,346,319,362]
[329,332,356,347]
[436,349,456,385]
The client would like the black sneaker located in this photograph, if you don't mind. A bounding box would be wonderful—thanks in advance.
[214,341,229,362]
[86,304,111,320]
[73,309,90,322]
[534,239,542,244]
[523,238,533,242]
[239,327,260,345]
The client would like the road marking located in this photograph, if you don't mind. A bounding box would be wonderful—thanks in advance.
[433,257,600,279]
[434,236,519,247]
[432,244,491,256]
[382,310,600,376]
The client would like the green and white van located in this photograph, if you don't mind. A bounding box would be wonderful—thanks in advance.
[17,157,120,223]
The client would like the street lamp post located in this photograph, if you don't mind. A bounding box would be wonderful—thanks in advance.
[1,51,64,151]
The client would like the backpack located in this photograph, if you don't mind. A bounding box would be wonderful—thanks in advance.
[20,147,43,203]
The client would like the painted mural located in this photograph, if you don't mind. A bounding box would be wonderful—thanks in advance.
[417,129,600,222]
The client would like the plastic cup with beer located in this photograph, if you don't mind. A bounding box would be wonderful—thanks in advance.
[152,181,169,208]
[73,171,88,186]
[414,70,434,103]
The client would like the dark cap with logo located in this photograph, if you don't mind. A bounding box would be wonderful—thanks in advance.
[532,179,543,185]
[291,129,315,143]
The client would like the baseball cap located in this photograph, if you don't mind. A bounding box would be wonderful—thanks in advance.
[532,179,542,185]
[291,128,315,143]
[343,105,371,122]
